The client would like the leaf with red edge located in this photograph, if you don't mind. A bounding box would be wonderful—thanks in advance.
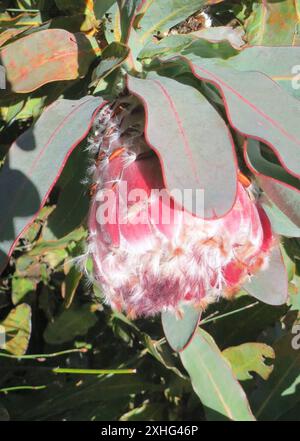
[0,29,98,93]
[162,304,201,352]
[164,53,300,180]
[127,73,238,219]
[180,329,256,421]
[0,96,105,273]
[245,139,300,232]
[226,46,300,99]
[259,177,300,231]
[243,245,289,306]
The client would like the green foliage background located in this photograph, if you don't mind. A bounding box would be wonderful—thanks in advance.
[0,0,300,421]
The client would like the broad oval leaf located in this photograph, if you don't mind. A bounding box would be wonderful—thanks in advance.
[180,329,256,421]
[243,245,289,306]
[222,343,275,381]
[171,53,300,179]
[0,96,105,273]
[0,29,98,93]
[127,73,238,219]
[162,304,201,352]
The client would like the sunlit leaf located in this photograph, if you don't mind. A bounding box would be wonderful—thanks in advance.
[180,329,255,421]
[0,29,99,93]
[127,73,237,218]
[223,343,275,381]
[0,96,104,273]
[0,303,31,356]
[162,304,201,352]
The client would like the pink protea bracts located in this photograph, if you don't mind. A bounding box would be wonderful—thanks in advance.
[87,100,274,318]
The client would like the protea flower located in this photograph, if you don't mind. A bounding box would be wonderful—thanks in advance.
[87,99,273,318]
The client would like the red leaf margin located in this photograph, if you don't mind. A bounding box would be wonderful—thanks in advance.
[161,54,300,181]
[0,97,106,274]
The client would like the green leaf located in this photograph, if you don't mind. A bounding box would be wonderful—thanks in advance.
[54,0,94,15]
[31,228,87,256]
[243,245,289,306]
[0,10,42,30]
[0,96,104,273]
[138,34,194,60]
[94,0,117,19]
[0,99,24,124]
[43,146,90,240]
[120,402,164,421]
[162,304,201,352]
[172,51,300,179]
[261,197,300,238]
[138,28,245,61]
[92,42,129,84]
[12,277,36,305]
[13,375,160,421]
[245,139,300,233]
[103,1,122,43]
[43,248,68,269]
[0,29,98,93]
[193,26,246,50]
[259,178,300,231]
[127,73,238,219]
[117,0,142,43]
[245,141,293,189]
[222,343,275,381]
[111,310,186,378]
[43,304,98,345]
[0,28,27,47]
[0,304,31,355]
[289,275,300,311]
[226,46,300,99]
[205,296,287,349]
[251,332,300,421]
[180,329,255,421]
[245,0,300,46]
[63,265,83,309]
[137,0,206,44]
